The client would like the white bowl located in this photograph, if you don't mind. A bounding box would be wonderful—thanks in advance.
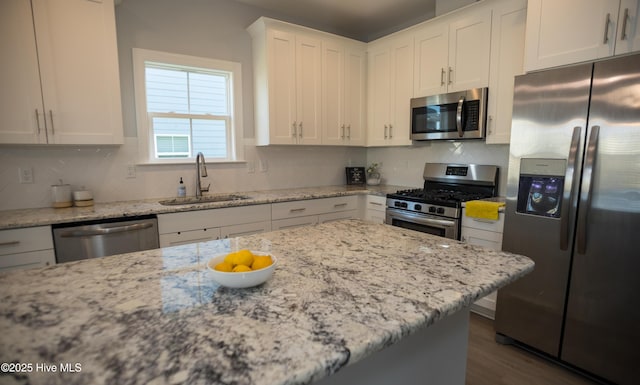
[207,251,277,288]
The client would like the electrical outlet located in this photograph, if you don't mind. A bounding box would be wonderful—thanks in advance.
[126,164,136,178]
[19,167,34,184]
[247,161,255,174]
[259,159,268,172]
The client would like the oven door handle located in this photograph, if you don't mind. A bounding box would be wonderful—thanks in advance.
[456,96,465,137]
[387,208,456,228]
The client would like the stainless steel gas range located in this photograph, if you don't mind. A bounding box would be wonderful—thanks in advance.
[386,163,499,240]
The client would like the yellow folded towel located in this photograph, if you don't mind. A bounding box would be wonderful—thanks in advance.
[465,200,505,220]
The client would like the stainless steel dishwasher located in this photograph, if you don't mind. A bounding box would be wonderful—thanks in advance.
[52,215,159,263]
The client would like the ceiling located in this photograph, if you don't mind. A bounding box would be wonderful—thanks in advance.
[231,0,438,42]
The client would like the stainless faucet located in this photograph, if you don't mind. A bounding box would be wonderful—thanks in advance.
[195,152,210,198]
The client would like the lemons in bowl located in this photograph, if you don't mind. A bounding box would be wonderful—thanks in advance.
[207,249,276,288]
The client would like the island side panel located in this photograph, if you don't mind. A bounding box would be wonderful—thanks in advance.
[315,309,469,385]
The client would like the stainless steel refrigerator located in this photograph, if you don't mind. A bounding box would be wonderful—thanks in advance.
[495,52,640,385]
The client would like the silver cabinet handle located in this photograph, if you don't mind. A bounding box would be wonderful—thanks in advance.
[369,202,383,206]
[49,110,55,135]
[440,68,446,86]
[59,222,154,237]
[448,67,453,85]
[384,124,388,139]
[347,124,351,139]
[456,96,465,137]
[341,124,345,138]
[333,203,348,208]
[603,13,611,44]
[561,126,582,251]
[389,124,393,138]
[0,240,20,247]
[292,121,297,138]
[289,208,306,213]
[34,109,41,134]
[621,8,630,40]
[299,122,303,138]
[577,126,599,254]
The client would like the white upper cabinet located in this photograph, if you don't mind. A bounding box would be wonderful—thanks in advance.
[322,40,366,146]
[0,0,123,145]
[414,7,492,97]
[366,37,414,147]
[524,0,640,71]
[486,0,527,144]
[248,17,365,146]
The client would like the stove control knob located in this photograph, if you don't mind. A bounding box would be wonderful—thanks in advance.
[401,202,408,209]
[437,207,445,214]
[414,204,422,211]
[428,206,436,213]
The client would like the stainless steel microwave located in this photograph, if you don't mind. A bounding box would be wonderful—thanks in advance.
[410,87,488,141]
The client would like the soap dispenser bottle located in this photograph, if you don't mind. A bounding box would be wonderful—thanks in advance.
[178,177,186,197]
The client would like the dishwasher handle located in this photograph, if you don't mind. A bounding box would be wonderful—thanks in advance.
[59,222,154,237]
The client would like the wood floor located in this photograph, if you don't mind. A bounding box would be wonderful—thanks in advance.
[465,312,600,385]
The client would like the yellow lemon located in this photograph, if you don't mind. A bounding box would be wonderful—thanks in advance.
[224,252,237,265]
[232,264,252,273]
[251,255,273,271]
[232,249,254,267]
[214,261,233,272]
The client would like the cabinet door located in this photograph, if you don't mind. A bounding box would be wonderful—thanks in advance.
[447,8,491,92]
[271,215,318,230]
[525,0,620,71]
[0,0,46,144]
[295,35,322,145]
[268,29,297,144]
[220,221,271,239]
[159,228,221,248]
[0,250,56,272]
[367,45,392,146]
[32,0,123,144]
[389,37,414,146]
[486,0,526,144]
[414,22,449,97]
[343,48,366,146]
[615,0,640,54]
[322,41,345,145]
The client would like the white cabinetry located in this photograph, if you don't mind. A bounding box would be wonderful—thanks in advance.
[158,205,271,247]
[248,17,366,146]
[413,7,492,97]
[366,37,414,147]
[322,40,366,146]
[272,196,358,230]
[0,0,123,145]
[461,208,505,319]
[524,0,640,71]
[486,0,527,144]
[363,195,387,224]
[0,226,56,272]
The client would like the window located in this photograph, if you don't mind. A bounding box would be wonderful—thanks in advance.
[133,49,243,163]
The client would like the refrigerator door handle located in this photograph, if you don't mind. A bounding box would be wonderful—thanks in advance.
[577,126,600,254]
[561,126,582,250]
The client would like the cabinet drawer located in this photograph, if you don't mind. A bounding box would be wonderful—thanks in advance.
[318,210,357,223]
[0,226,54,256]
[272,216,319,230]
[0,249,56,272]
[366,195,386,212]
[461,226,503,251]
[220,221,271,239]
[272,196,357,220]
[159,228,221,248]
[158,204,271,234]
[461,211,505,233]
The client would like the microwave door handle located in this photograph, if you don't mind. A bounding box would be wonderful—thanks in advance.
[456,96,465,137]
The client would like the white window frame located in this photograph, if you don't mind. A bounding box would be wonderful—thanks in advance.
[154,134,191,158]
[133,48,244,164]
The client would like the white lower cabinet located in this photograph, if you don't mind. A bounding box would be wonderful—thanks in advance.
[272,196,358,230]
[0,226,56,272]
[461,209,505,319]
[158,204,271,248]
[363,195,386,224]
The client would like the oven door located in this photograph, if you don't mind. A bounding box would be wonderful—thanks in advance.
[411,87,487,141]
[386,208,459,240]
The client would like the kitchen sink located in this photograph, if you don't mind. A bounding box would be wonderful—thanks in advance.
[158,194,251,206]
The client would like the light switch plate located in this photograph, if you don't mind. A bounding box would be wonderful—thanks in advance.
[19,167,34,184]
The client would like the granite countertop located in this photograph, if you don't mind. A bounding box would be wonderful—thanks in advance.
[0,185,406,230]
[0,219,534,385]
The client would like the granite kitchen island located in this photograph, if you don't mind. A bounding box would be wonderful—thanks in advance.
[0,219,533,385]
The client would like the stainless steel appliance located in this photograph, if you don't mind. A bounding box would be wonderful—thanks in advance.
[410,87,488,141]
[495,53,640,385]
[386,163,499,239]
[53,216,159,263]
